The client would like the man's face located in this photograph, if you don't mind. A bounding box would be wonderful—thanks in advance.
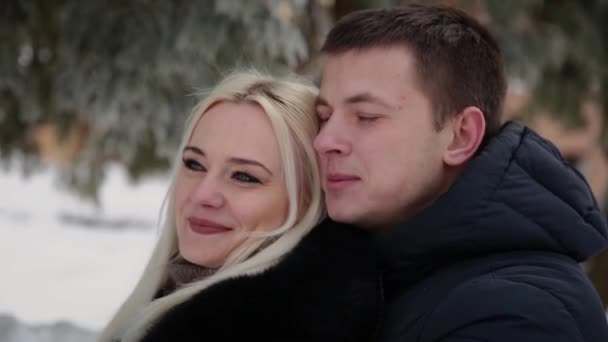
[314,46,453,228]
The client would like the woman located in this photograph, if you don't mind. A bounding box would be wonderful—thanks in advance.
[99,71,381,342]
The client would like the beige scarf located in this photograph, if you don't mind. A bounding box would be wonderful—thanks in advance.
[155,256,217,298]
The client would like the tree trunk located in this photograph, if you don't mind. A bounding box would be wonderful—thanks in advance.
[589,249,608,309]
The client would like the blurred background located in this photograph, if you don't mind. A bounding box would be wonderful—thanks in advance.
[0,0,607,341]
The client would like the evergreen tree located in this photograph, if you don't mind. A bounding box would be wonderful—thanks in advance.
[0,0,332,200]
[1,0,607,309]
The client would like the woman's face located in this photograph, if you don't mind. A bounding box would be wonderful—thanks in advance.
[174,101,289,267]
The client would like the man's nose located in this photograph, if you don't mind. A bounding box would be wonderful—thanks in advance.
[314,114,352,156]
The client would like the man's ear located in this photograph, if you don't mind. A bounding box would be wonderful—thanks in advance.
[443,106,485,167]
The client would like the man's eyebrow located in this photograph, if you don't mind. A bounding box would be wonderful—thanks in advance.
[315,96,330,108]
[228,157,273,176]
[345,92,396,109]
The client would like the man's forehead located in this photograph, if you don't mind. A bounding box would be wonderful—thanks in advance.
[318,48,420,106]
[316,91,397,111]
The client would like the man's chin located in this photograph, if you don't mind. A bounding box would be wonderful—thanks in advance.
[326,204,362,225]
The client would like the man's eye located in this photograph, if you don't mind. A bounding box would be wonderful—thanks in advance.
[357,113,380,122]
[316,107,332,122]
[317,113,330,122]
[182,158,205,172]
[232,171,261,184]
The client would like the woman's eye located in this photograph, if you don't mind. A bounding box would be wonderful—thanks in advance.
[232,171,261,184]
[182,158,205,172]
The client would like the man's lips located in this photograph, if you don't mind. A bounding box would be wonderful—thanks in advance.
[325,174,360,191]
[187,217,232,235]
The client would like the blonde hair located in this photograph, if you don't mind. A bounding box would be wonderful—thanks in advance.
[99,70,324,342]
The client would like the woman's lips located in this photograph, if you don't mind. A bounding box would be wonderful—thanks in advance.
[187,217,231,235]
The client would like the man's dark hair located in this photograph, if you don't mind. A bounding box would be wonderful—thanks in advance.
[322,4,507,138]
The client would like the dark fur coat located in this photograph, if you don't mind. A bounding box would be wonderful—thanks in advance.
[139,219,382,342]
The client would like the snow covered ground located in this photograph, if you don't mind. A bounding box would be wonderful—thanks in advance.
[0,163,167,338]
[1,162,607,341]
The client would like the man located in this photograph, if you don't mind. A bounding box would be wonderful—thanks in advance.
[314,4,608,341]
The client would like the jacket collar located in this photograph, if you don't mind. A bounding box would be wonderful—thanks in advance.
[374,122,608,271]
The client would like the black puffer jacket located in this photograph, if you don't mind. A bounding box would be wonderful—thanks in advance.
[139,220,382,342]
[375,122,608,342]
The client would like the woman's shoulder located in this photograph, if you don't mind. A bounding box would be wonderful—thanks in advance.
[284,218,379,271]
[140,219,382,342]
[294,218,374,256]
[261,217,378,287]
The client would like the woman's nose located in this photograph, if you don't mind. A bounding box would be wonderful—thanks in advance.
[190,177,226,208]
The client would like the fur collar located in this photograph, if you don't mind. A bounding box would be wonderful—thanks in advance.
[139,219,382,342]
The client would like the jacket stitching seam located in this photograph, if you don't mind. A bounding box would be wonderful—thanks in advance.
[490,275,586,341]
